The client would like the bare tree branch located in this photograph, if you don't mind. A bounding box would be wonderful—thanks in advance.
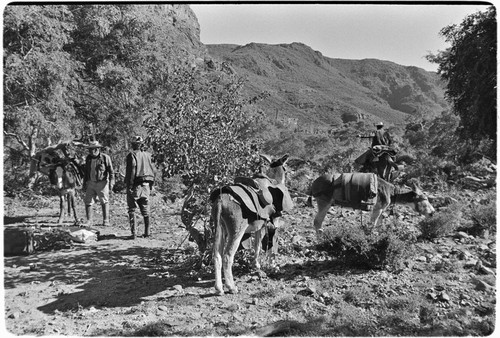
[3,131,30,152]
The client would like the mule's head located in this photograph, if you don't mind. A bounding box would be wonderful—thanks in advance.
[49,164,76,190]
[260,154,289,185]
[49,166,65,189]
[410,182,435,217]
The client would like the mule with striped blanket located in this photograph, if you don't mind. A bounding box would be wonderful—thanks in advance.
[307,173,435,237]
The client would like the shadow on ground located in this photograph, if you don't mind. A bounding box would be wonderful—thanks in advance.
[4,242,212,314]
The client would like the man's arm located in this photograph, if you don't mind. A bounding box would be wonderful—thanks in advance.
[106,155,115,188]
[82,157,89,188]
[384,131,393,146]
[124,153,136,188]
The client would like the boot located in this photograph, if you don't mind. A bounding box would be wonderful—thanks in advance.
[102,203,110,226]
[143,216,150,238]
[85,205,93,226]
[129,213,136,239]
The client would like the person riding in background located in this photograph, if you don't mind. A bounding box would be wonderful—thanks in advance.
[370,122,398,180]
[83,140,115,226]
[125,136,156,239]
[372,122,392,147]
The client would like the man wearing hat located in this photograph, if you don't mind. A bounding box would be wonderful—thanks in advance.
[371,122,398,180]
[83,140,115,226]
[371,122,392,147]
[125,136,156,239]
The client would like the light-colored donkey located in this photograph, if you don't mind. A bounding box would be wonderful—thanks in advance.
[210,154,293,295]
[308,173,435,237]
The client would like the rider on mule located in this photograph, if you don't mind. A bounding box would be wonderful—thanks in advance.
[372,122,392,148]
[357,122,399,181]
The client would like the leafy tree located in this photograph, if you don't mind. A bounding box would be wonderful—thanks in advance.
[427,6,496,160]
[144,64,263,253]
[67,4,201,149]
[3,5,82,156]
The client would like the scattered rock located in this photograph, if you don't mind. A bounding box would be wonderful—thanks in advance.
[473,279,494,292]
[464,259,479,267]
[427,292,438,300]
[416,256,427,262]
[297,286,316,296]
[226,303,239,312]
[475,302,495,316]
[172,285,183,292]
[439,293,450,302]
[476,261,496,275]
[8,312,21,319]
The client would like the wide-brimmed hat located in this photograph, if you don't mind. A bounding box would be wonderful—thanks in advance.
[87,140,103,148]
[376,122,384,127]
[131,136,144,144]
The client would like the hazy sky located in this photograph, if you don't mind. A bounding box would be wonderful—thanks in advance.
[190,3,491,72]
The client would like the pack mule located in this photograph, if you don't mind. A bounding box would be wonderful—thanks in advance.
[210,154,293,295]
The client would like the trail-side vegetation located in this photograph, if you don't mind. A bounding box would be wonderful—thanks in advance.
[4,4,496,261]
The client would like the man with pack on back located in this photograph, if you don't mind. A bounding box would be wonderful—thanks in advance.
[125,136,156,239]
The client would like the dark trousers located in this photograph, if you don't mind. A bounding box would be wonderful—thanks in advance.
[127,182,150,217]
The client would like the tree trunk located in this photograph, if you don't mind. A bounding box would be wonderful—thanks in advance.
[181,185,208,253]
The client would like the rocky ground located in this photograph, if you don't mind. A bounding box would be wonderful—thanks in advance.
[2,187,496,336]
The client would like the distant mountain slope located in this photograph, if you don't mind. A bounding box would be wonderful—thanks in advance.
[207,42,448,127]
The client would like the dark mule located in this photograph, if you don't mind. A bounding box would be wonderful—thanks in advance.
[210,154,293,295]
[32,142,84,225]
[355,146,416,181]
[308,173,435,237]
[48,161,83,224]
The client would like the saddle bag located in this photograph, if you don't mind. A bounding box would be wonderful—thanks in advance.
[335,173,378,211]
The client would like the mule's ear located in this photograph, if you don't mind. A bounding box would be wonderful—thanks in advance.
[409,179,422,191]
[260,154,273,164]
[279,154,289,165]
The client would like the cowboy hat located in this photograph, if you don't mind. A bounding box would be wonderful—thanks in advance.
[131,136,144,144]
[87,140,103,148]
[376,122,384,127]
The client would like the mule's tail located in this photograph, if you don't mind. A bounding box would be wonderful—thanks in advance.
[212,195,224,253]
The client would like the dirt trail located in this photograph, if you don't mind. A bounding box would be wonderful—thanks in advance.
[2,191,496,336]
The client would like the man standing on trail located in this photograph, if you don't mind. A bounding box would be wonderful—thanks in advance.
[125,136,156,239]
[83,140,115,226]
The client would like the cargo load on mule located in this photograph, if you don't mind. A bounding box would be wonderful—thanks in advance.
[333,173,378,211]
[31,141,85,186]
[30,141,86,224]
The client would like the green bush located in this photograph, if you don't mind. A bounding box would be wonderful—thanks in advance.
[466,191,496,236]
[316,221,415,270]
[417,202,463,240]
[288,167,316,195]
[343,284,373,307]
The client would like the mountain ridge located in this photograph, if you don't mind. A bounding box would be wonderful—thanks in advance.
[206,42,449,128]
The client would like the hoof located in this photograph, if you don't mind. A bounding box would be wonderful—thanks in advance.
[315,228,324,239]
[227,287,239,294]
